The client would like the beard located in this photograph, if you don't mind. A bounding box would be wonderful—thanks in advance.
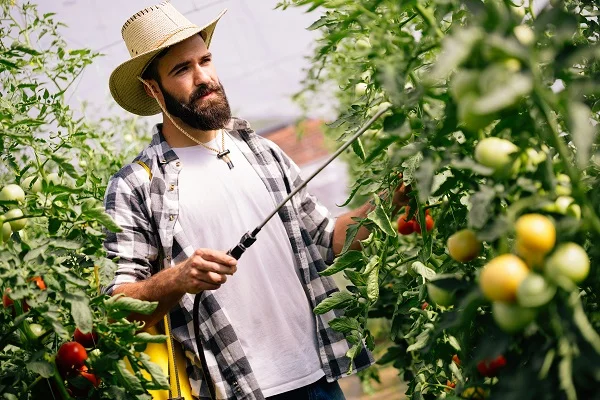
[159,80,232,131]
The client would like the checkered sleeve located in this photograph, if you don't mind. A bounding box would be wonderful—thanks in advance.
[102,166,159,295]
[272,144,337,266]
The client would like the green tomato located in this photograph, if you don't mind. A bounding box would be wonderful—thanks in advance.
[355,82,367,96]
[29,323,45,338]
[4,208,26,232]
[514,25,534,45]
[21,176,43,194]
[46,173,60,186]
[355,38,371,52]
[1,221,11,243]
[427,283,454,307]
[516,273,556,308]
[492,301,537,333]
[474,137,520,178]
[0,184,25,203]
[545,243,590,284]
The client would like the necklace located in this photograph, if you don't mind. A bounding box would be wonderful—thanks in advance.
[174,126,234,170]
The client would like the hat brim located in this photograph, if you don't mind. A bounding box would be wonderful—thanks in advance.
[109,9,226,116]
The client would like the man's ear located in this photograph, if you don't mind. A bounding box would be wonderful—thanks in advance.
[141,79,160,99]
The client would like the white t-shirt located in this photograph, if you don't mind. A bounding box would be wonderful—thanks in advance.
[173,131,324,397]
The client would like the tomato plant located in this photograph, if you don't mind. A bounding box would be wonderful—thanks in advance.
[282,0,600,398]
[1,2,170,399]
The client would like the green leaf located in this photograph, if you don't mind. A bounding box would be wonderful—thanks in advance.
[345,270,368,286]
[329,316,361,333]
[65,295,93,334]
[139,353,169,390]
[106,295,158,316]
[383,112,407,135]
[351,138,366,161]
[367,203,396,237]
[320,250,365,276]
[468,186,495,229]
[427,27,483,82]
[341,222,361,254]
[406,330,430,352]
[571,292,600,353]
[49,239,82,250]
[116,359,144,393]
[134,332,168,344]
[363,255,380,276]
[473,73,533,115]
[402,153,423,186]
[367,265,380,302]
[364,136,398,164]
[568,102,595,168]
[313,291,355,315]
[26,360,54,378]
[83,207,122,233]
[345,343,362,363]
[451,158,494,176]
[414,157,436,203]
[307,15,330,31]
[411,261,436,280]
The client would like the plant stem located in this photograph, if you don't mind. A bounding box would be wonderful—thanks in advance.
[414,4,444,39]
[533,91,600,235]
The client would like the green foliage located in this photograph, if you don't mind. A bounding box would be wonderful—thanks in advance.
[0,2,167,398]
[284,0,600,398]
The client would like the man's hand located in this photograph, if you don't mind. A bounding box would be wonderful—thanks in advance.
[176,248,238,293]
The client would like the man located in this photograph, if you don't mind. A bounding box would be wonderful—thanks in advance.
[104,2,408,399]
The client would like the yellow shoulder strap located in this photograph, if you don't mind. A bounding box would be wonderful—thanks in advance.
[134,160,153,180]
[130,159,193,399]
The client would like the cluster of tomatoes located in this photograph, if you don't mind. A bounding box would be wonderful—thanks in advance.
[397,207,434,235]
[55,328,101,397]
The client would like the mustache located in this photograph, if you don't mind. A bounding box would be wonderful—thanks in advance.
[189,82,222,103]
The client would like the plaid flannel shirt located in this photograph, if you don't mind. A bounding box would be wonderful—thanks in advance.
[102,118,374,399]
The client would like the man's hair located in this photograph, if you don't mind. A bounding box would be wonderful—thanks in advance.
[141,47,170,84]
[140,32,207,84]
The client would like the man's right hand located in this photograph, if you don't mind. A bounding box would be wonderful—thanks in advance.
[176,248,238,293]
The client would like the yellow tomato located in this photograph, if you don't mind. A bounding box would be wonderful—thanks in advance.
[479,254,529,302]
[462,386,487,399]
[515,214,556,255]
[447,229,482,262]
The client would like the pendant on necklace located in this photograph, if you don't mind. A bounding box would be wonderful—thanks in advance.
[217,149,234,169]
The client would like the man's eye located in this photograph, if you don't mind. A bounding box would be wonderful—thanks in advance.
[202,58,211,64]
[176,67,188,74]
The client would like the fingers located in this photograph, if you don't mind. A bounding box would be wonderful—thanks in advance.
[195,248,237,267]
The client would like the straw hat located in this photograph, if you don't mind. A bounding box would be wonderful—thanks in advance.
[109,1,226,116]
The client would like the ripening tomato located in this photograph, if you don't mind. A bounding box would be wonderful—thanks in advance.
[68,366,101,397]
[545,242,590,284]
[2,289,13,308]
[461,386,487,400]
[447,229,481,262]
[515,214,556,255]
[479,254,529,302]
[492,301,537,333]
[56,342,88,375]
[397,215,415,235]
[421,302,429,310]
[74,328,99,349]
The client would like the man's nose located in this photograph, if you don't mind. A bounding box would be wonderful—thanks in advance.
[192,64,212,86]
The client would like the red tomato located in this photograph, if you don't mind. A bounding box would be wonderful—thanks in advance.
[29,276,46,291]
[414,215,434,234]
[452,354,461,366]
[477,355,506,377]
[421,302,429,310]
[56,342,88,375]
[74,328,98,348]
[68,366,101,397]
[2,290,13,308]
[397,215,415,235]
